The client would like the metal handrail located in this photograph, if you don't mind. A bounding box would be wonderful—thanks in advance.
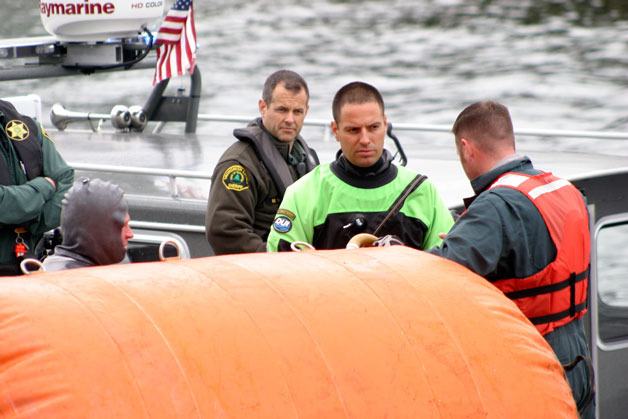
[48,108,628,141]
[69,162,212,198]
[198,113,628,141]
[67,109,628,199]
[69,163,212,179]
[131,221,205,234]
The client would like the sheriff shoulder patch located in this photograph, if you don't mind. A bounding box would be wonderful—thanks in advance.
[40,123,53,142]
[5,120,29,141]
[276,208,296,221]
[222,164,249,191]
[272,216,292,233]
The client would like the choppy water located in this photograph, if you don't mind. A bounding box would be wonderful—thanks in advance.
[2,0,628,153]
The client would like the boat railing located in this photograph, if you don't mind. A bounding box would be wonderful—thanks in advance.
[50,105,628,141]
[69,162,212,199]
[69,113,628,199]
[197,113,628,141]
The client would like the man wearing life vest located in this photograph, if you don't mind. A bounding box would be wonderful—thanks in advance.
[430,101,594,418]
[205,70,319,255]
[0,99,74,276]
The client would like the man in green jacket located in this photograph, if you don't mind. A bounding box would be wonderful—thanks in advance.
[0,99,74,275]
[267,82,453,251]
[205,70,319,255]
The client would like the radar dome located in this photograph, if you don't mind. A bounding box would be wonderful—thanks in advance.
[40,0,164,41]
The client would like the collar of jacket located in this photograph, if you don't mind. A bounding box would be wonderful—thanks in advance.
[330,149,398,189]
[250,118,294,161]
[0,110,6,146]
[463,155,534,207]
[50,246,95,267]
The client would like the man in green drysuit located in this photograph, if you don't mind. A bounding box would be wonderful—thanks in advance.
[267,82,453,251]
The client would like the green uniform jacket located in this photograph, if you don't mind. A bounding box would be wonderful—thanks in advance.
[205,119,318,255]
[267,154,454,251]
[0,107,74,271]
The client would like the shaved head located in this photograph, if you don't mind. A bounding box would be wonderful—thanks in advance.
[332,81,385,123]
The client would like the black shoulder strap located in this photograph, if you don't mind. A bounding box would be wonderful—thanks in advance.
[0,100,44,183]
[234,125,294,196]
[294,136,319,169]
[373,174,427,236]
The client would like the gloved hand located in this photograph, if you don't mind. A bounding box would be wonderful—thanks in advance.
[372,235,404,247]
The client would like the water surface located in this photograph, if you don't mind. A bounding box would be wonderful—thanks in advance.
[1,0,627,154]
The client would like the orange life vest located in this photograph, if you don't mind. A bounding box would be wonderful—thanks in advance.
[489,171,590,336]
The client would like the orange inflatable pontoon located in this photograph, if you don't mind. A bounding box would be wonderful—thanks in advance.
[0,247,577,418]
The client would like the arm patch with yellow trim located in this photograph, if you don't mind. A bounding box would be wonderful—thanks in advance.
[222,164,249,191]
[39,123,54,143]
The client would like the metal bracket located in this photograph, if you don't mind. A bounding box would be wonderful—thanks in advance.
[143,66,202,134]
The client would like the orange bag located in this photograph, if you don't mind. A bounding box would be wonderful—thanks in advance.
[0,247,577,418]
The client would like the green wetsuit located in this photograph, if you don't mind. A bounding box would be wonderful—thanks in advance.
[267,152,454,251]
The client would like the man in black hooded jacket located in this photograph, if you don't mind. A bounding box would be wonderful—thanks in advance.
[43,178,134,271]
[205,70,318,255]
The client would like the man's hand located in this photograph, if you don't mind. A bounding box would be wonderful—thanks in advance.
[44,177,56,190]
[438,233,447,240]
[372,235,404,247]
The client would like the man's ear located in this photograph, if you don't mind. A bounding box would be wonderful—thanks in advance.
[331,121,339,142]
[258,99,267,115]
[459,137,473,159]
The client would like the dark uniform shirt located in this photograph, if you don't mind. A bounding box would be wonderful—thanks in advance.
[430,155,594,417]
[205,119,317,255]
[0,101,74,274]
[430,156,555,279]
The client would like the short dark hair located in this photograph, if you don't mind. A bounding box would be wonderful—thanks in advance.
[452,100,514,151]
[262,70,309,105]
[332,81,385,123]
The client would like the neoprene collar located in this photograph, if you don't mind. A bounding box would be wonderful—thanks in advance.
[330,149,398,189]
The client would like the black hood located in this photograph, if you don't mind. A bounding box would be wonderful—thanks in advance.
[56,178,128,266]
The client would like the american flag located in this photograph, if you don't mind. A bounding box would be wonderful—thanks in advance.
[153,0,197,85]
